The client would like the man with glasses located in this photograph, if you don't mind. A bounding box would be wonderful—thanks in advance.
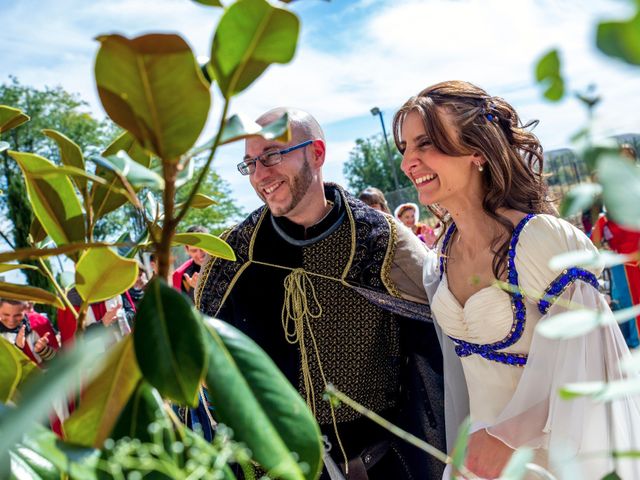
[197,108,445,479]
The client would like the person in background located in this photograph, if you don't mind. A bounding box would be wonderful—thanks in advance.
[128,265,148,307]
[394,202,435,246]
[172,226,209,302]
[358,186,391,213]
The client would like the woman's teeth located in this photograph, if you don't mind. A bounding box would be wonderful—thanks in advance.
[415,174,437,185]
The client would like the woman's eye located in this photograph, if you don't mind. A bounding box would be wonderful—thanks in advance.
[418,139,432,149]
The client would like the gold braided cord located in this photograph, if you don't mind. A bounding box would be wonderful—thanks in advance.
[280,267,349,472]
[382,216,402,298]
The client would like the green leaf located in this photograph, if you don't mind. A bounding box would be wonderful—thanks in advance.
[0,263,39,273]
[597,12,640,66]
[500,447,535,480]
[537,304,640,339]
[172,232,235,260]
[219,113,291,146]
[133,279,207,407]
[102,131,152,166]
[0,282,64,308]
[27,163,113,188]
[64,336,141,447]
[548,249,633,271]
[559,378,640,402]
[0,338,40,403]
[93,152,165,190]
[211,0,299,98]
[110,381,165,442]
[42,129,87,194]
[57,271,75,292]
[0,141,9,153]
[176,192,218,210]
[0,105,30,133]
[15,425,100,480]
[598,153,640,229]
[30,217,48,245]
[0,242,119,263]
[9,151,86,246]
[203,317,322,480]
[192,0,223,5]
[75,247,139,303]
[559,183,602,217]
[8,450,48,480]
[0,330,110,468]
[601,471,623,480]
[451,416,471,470]
[534,49,565,102]
[95,33,211,161]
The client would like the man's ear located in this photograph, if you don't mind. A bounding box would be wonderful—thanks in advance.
[311,139,326,168]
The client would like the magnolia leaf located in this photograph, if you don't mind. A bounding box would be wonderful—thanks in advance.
[219,113,291,146]
[0,242,118,263]
[210,0,299,98]
[9,151,86,246]
[75,247,138,303]
[0,338,40,403]
[93,152,165,190]
[42,129,87,193]
[172,232,235,260]
[548,249,633,271]
[559,378,640,402]
[27,163,112,188]
[177,193,218,210]
[101,131,152,166]
[57,271,75,292]
[133,278,207,406]
[64,336,141,447]
[30,217,48,245]
[537,304,640,339]
[0,105,30,133]
[192,0,223,5]
[109,381,165,442]
[601,471,623,480]
[596,11,640,66]
[0,282,64,308]
[534,49,564,101]
[203,317,322,479]
[559,183,602,217]
[0,263,39,273]
[500,448,535,480]
[95,33,211,161]
[598,153,640,229]
[0,141,9,153]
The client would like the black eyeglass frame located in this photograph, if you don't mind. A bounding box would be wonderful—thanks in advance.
[237,140,314,175]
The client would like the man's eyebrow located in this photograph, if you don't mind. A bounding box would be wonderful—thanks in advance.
[243,144,281,160]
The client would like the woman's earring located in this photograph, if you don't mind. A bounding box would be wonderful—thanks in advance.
[476,163,484,172]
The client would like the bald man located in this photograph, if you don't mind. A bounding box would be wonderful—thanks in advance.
[197,108,445,479]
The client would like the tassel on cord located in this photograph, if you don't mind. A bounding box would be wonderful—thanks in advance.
[281,268,350,473]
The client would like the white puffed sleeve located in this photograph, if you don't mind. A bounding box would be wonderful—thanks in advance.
[486,215,640,478]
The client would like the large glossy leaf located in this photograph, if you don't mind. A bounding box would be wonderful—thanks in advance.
[559,183,602,217]
[110,381,165,442]
[559,378,640,402]
[9,151,86,246]
[534,49,564,101]
[133,279,206,407]
[0,242,118,263]
[500,448,534,480]
[597,11,640,66]
[450,416,471,471]
[210,0,299,98]
[27,163,112,188]
[0,338,40,403]
[64,336,141,447]
[0,282,64,308]
[537,304,640,339]
[548,249,634,271]
[29,217,48,244]
[0,330,110,468]
[95,33,211,161]
[75,247,138,303]
[13,425,99,480]
[219,113,291,145]
[0,263,38,273]
[598,153,640,229]
[92,152,164,190]
[0,105,30,133]
[192,0,223,6]
[203,317,322,480]
[42,129,87,194]
[175,193,218,211]
[172,232,235,260]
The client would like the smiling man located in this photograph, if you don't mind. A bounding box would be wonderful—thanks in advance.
[196,108,445,479]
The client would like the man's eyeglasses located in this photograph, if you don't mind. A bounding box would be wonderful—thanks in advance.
[237,140,313,176]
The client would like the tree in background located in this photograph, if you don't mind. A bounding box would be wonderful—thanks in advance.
[342,133,412,195]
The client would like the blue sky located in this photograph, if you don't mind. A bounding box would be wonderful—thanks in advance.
[1,0,639,216]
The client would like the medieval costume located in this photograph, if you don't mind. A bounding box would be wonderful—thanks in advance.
[197,184,445,479]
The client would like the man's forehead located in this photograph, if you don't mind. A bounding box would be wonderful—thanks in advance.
[244,136,291,156]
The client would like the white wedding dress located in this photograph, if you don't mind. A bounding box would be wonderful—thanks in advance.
[425,214,640,479]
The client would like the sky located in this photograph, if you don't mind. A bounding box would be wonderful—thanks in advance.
[1,0,639,217]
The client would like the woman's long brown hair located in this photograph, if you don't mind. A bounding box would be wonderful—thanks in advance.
[393,80,555,279]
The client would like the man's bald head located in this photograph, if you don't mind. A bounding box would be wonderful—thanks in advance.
[256,107,325,144]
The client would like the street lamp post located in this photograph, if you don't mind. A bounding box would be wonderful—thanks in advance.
[370,107,400,191]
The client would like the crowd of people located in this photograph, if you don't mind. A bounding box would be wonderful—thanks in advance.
[3,80,640,479]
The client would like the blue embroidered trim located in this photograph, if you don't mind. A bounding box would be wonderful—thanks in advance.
[538,267,599,315]
[439,214,535,367]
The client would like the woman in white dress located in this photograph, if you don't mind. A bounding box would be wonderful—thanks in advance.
[392,80,640,479]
